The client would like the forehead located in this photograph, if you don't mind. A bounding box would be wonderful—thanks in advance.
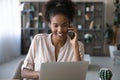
[50,14,69,24]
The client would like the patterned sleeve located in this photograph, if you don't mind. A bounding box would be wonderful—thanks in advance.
[78,41,84,61]
[21,35,38,71]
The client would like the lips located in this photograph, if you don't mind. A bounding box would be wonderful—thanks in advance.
[57,33,64,37]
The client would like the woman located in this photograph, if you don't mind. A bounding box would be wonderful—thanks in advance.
[21,0,84,79]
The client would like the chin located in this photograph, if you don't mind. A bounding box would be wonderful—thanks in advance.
[57,35,67,41]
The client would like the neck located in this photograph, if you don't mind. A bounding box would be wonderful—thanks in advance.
[51,34,67,47]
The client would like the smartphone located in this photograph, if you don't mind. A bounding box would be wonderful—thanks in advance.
[68,25,75,39]
[68,31,75,39]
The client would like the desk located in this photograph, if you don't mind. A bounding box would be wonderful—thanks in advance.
[84,54,91,64]
[86,64,101,80]
[113,50,120,64]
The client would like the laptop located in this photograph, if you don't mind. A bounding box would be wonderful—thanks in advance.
[39,61,89,80]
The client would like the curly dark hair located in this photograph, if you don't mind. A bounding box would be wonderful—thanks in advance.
[42,0,76,23]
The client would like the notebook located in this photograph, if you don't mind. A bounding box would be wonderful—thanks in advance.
[39,61,89,80]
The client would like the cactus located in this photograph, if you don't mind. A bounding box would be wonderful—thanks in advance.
[98,68,112,80]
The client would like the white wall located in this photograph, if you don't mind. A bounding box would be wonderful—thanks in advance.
[0,0,21,64]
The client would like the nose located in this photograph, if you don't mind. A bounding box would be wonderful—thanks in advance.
[58,26,62,32]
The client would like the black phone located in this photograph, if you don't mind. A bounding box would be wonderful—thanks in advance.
[68,31,75,39]
[68,25,75,39]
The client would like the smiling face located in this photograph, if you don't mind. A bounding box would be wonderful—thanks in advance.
[49,14,69,41]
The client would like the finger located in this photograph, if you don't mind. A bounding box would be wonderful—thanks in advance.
[68,28,77,33]
[68,28,74,32]
[68,26,77,30]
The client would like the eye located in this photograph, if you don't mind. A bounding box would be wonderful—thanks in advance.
[53,24,58,28]
[62,24,69,27]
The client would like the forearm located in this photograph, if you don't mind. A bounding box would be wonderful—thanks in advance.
[72,43,82,61]
[21,69,39,79]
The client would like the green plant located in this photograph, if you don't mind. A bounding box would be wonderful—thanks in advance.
[105,0,120,45]
[98,68,112,80]
[113,0,120,25]
[104,24,119,45]
[104,23,114,44]
[84,33,93,43]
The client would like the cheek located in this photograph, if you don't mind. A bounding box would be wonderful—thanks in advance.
[64,30,68,34]
[51,28,56,33]
[49,24,55,32]
[50,26,57,33]
[63,28,68,33]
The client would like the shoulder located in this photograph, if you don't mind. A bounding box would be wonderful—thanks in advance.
[31,33,49,44]
[33,33,49,41]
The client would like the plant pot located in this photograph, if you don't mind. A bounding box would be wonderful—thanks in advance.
[109,45,117,58]
[98,68,112,80]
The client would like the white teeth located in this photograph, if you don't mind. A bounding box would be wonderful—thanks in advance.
[58,33,63,36]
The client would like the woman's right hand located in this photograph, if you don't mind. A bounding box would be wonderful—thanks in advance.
[21,68,40,79]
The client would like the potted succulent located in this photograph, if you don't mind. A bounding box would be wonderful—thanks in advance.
[98,68,112,80]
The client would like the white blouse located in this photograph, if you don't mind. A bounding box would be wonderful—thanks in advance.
[21,33,84,71]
